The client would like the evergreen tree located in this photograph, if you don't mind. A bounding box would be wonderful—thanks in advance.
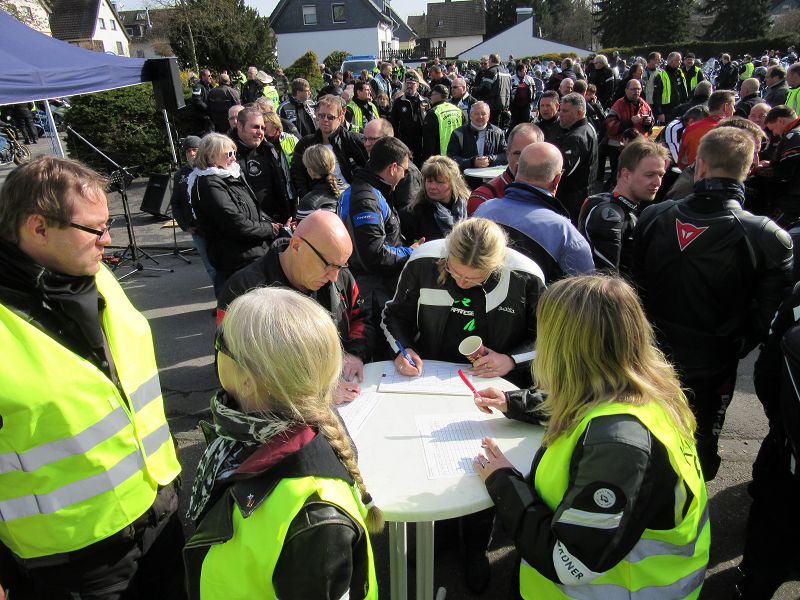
[595,0,690,46]
[285,51,324,95]
[168,0,277,72]
[700,0,771,40]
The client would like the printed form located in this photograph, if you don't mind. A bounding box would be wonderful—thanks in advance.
[337,391,380,436]
[415,413,492,479]
[378,362,474,396]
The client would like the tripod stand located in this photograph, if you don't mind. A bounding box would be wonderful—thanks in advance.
[151,109,191,264]
[67,126,174,281]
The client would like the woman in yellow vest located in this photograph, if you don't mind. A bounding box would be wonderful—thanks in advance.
[184,287,381,599]
[474,275,709,599]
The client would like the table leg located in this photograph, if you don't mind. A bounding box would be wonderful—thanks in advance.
[416,520,435,600]
[388,521,408,600]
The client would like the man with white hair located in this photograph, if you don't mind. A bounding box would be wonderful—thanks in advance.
[553,93,598,223]
[591,54,617,108]
[653,52,688,124]
[735,78,765,118]
[446,101,507,181]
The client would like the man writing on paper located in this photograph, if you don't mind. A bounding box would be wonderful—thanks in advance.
[217,210,373,404]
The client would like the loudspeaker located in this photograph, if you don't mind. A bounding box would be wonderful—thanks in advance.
[139,173,172,218]
[146,57,185,111]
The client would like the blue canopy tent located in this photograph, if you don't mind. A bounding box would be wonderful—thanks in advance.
[0,10,150,105]
[0,10,159,157]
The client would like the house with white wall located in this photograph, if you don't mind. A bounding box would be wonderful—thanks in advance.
[118,8,173,59]
[50,0,130,55]
[269,0,411,66]
[2,0,52,35]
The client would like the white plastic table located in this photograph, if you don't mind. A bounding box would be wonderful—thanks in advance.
[350,360,544,600]
[463,165,507,181]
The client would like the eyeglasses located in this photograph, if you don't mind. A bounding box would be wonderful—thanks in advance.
[214,328,236,361]
[69,218,114,238]
[445,261,490,285]
[299,236,349,271]
[395,161,409,175]
[318,113,339,121]
[364,136,383,143]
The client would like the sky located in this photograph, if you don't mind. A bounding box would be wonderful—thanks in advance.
[116,0,432,22]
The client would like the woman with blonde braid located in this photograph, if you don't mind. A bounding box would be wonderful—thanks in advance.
[295,144,343,221]
[184,287,381,600]
[473,275,709,599]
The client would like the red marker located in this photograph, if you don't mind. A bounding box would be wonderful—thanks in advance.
[460,369,492,414]
[458,369,478,395]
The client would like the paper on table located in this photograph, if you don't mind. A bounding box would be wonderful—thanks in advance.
[337,391,379,436]
[378,363,474,395]
[416,413,491,479]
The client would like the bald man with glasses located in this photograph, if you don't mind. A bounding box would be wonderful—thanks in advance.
[217,210,373,403]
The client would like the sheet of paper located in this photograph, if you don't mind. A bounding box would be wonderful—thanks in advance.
[337,391,379,436]
[415,413,491,479]
[377,362,474,396]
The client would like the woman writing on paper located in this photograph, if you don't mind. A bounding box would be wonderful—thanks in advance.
[380,217,546,593]
[184,287,381,600]
[382,218,545,388]
[474,275,709,599]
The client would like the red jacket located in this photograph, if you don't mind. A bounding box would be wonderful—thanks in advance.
[604,96,653,145]
[467,168,514,215]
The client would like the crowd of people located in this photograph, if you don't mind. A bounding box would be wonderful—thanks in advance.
[1,44,800,600]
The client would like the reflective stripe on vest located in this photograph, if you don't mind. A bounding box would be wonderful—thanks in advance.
[660,70,687,105]
[433,102,463,155]
[278,132,297,166]
[200,475,378,599]
[347,100,378,133]
[688,67,700,92]
[0,266,180,558]
[787,87,800,113]
[520,401,709,599]
[264,85,279,104]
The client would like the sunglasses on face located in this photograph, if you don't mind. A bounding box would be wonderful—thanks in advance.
[317,113,339,121]
[225,150,236,158]
[214,328,236,361]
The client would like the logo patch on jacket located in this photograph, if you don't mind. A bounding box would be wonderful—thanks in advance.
[675,219,708,251]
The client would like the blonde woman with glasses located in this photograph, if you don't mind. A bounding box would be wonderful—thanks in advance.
[184,287,381,599]
[381,217,546,592]
[474,275,709,599]
[189,133,282,296]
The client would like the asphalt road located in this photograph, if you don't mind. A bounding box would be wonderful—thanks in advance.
[2,142,799,598]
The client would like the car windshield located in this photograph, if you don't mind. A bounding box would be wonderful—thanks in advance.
[342,60,376,74]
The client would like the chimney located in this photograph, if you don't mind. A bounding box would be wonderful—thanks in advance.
[516,7,532,24]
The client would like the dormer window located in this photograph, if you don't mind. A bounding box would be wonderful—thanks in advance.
[302,5,317,25]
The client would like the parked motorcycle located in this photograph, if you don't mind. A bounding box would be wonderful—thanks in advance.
[0,122,32,166]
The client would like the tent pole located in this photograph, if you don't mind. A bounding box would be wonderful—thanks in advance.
[44,100,65,158]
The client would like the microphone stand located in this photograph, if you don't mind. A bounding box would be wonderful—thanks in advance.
[66,126,174,280]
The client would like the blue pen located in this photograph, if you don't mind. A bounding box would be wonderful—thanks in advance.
[395,340,418,369]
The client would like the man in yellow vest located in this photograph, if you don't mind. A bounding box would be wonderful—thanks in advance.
[345,81,379,133]
[653,51,688,124]
[786,62,800,114]
[681,52,705,94]
[421,84,463,162]
[739,54,755,84]
[0,157,183,599]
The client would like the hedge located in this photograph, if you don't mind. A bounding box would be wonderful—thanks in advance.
[65,83,197,175]
[597,34,800,59]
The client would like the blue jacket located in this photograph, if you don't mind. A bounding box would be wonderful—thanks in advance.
[475,181,594,282]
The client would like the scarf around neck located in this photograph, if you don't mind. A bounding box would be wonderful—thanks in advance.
[430,196,467,236]
[187,390,296,521]
[186,164,242,203]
